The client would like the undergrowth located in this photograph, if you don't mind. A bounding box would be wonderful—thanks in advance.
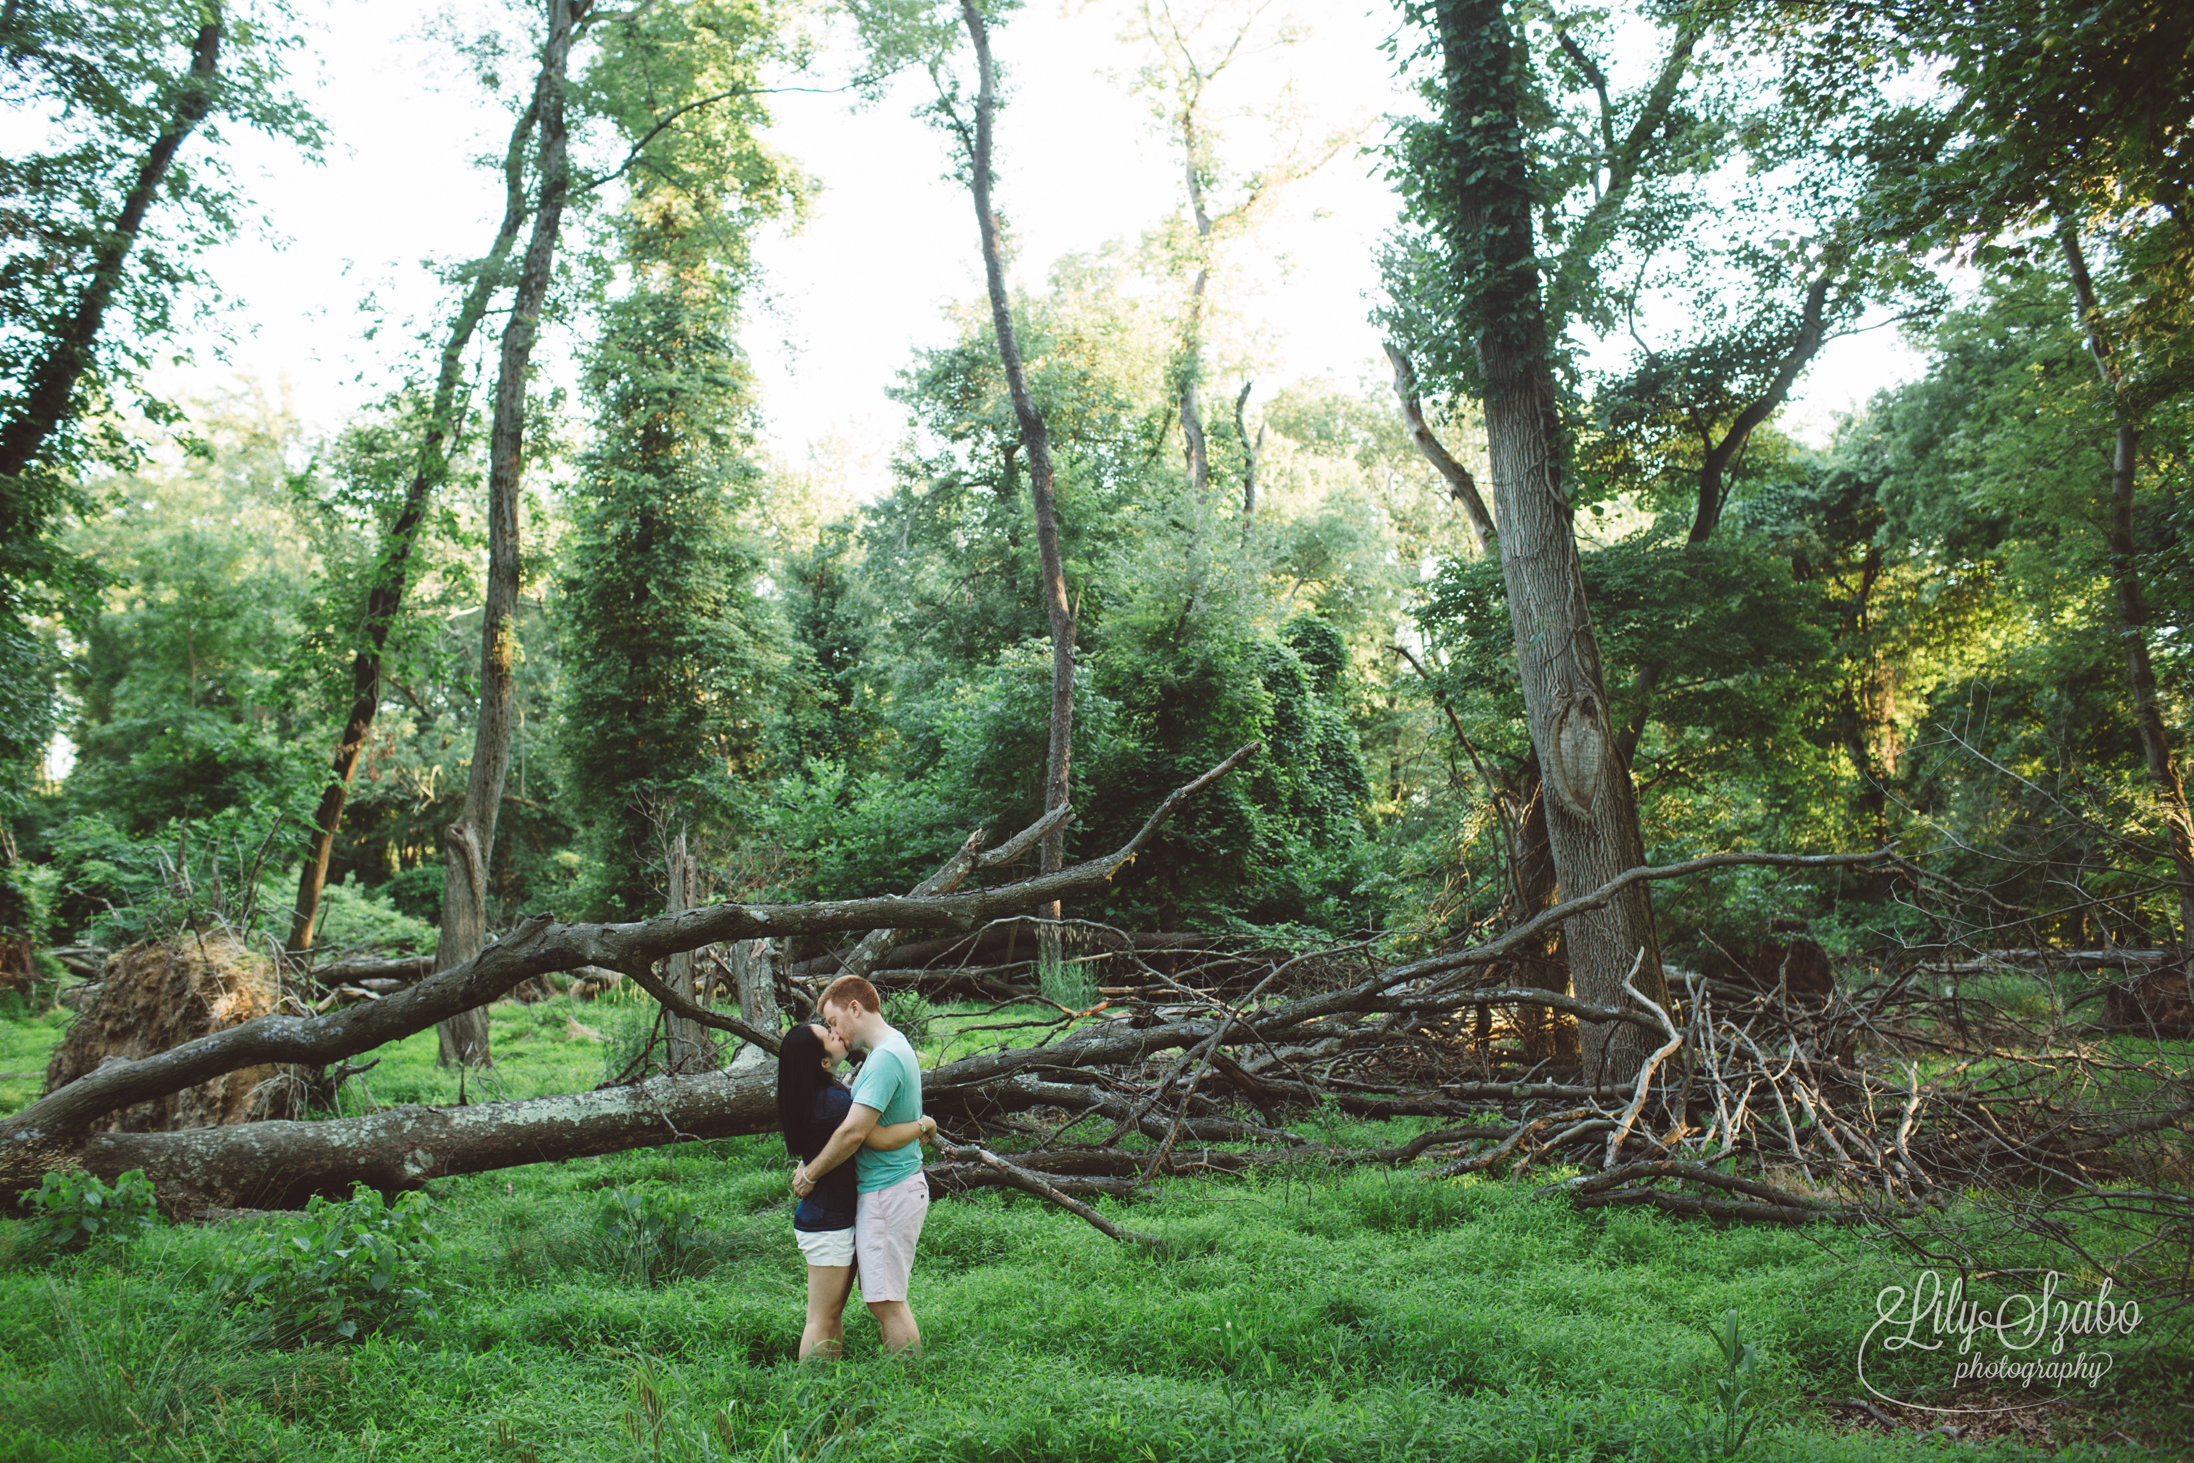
[0,997,2185,1461]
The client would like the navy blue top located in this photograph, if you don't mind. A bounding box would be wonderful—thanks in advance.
[793,1084,858,1232]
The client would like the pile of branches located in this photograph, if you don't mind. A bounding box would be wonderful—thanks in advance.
[909,917,2192,1217]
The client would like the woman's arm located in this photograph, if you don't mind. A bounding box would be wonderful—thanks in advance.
[864,1114,938,1152]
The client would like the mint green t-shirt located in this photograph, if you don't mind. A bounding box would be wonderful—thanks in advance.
[849,1027,923,1193]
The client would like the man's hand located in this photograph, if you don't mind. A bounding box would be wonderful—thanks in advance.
[791,1161,812,1199]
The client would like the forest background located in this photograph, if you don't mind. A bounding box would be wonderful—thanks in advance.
[0,0,2191,1457]
[4,0,2188,998]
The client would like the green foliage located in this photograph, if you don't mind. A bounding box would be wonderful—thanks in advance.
[0,985,2185,1459]
[0,4,325,813]
[555,0,806,924]
[1706,1310,1762,1456]
[594,1183,708,1287]
[15,1170,157,1258]
[228,1184,441,1346]
[59,398,330,837]
[41,808,291,947]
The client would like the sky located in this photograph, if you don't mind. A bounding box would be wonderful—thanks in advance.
[172,0,1925,490]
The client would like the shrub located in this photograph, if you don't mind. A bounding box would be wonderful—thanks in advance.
[229,1184,441,1345]
[16,1169,158,1257]
[595,1182,707,1285]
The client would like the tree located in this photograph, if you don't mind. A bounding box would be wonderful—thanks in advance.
[0,0,319,877]
[556,0,803,922]
[286,47,553,955]
[959,1,1076,910]
[1391,0,1670,1077]
[1126,0,1350,507]
[433,0,593,1068]
[61,389,325,836]
[1778,0,2194,944]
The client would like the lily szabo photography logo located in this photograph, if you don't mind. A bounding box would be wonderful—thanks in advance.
[1859,1270,2143,1413]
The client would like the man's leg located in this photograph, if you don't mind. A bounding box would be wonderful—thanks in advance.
[864,1297,920,1353]
[853,1172,930,1356]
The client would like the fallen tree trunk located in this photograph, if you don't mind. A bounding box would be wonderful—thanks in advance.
[2,746,1259,1150]
[18,839,1960,1234]
[63,1067,776,1212]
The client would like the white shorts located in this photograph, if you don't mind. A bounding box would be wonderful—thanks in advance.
[854,1170,929,1303]
[794,1224,855,1268]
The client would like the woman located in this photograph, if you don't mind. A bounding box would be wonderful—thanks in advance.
[776,1020,934,1359]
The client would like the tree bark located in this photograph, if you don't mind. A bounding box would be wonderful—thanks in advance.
[662,833,718,1074]
[2061,226,2194,951]
[0,13,221,481]
[1233,380,1261,522]
[288,83,548,955]
[78,1068,777,1212]
[727,938,778,1050]
[960,1,1075,898]
[1431,0,1667,1081]
[435,0,589,1068]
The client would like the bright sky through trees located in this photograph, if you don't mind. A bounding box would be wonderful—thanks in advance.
[165,0,1917,487]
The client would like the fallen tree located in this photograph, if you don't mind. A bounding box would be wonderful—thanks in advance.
[0,749,1258,1179]
[13,773,2187,1290]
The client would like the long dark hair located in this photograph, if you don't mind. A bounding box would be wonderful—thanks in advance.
[776,1022,832,1157]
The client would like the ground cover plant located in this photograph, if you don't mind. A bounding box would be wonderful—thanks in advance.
[3,996,2188,1463]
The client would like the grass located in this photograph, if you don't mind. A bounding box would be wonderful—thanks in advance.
[2,995,2188,1461]
[0,1003,68,1116]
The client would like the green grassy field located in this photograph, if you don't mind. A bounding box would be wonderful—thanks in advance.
[2,995,2186,1463]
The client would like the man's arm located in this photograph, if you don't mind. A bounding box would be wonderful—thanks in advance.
[794,1102,879,1198]
[868,1114,936,1152]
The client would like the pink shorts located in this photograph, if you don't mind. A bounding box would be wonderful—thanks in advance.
[853,1171,929,1303]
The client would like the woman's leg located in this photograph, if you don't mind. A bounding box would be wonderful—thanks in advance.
[800,1264,852,1360]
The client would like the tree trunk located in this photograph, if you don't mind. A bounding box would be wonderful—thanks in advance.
[960,1,1075,899]
[2061,227,2194,952]
[71,1068,777,1212]
[727,938,779,1064]
[662,833,718,1074]
[288,83,549,956]
[0,14,221,481]
[1505,748,1574,1059]
[1233,380,1261,522]
[436,0,588,1068]
[1431,0,1667,1081]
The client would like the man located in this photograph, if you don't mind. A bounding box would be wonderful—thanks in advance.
[790,974,929,1353]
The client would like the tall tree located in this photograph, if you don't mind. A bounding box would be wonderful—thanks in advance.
[2059,227,2194,951]
[434,0,592,1068]
[287,59,550,955]
[1397,0,1668,1078]
[0,0,318,834]
[556,0,802,923]
[936,1,1078,904]
[1128,0,1348,503]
